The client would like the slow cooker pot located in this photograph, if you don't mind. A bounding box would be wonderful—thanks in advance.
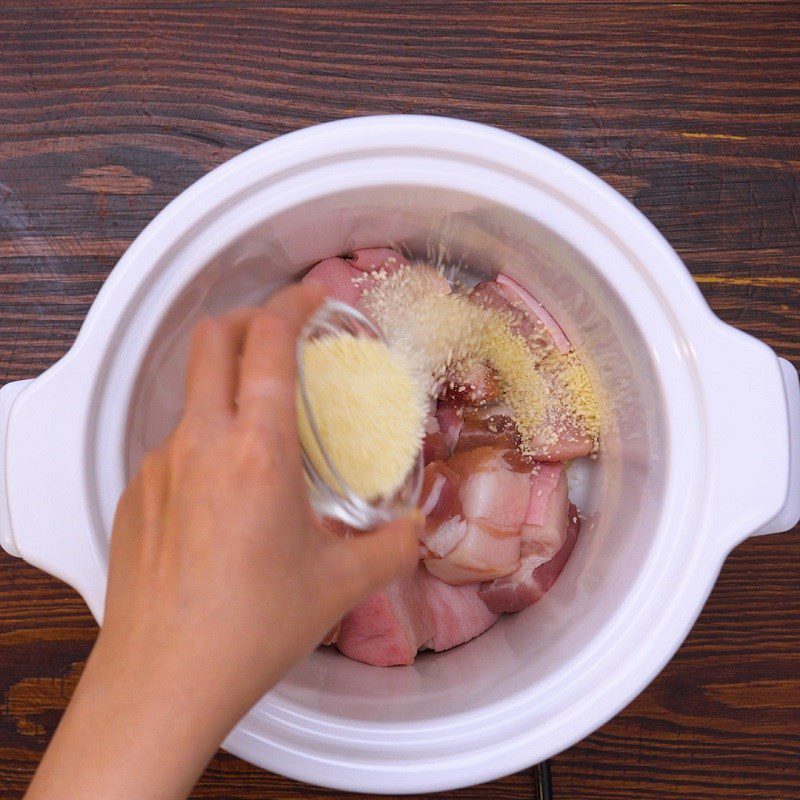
[1,116,798,794]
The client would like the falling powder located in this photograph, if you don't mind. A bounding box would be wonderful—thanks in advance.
[297,333,427,501]
[359,263,601,457]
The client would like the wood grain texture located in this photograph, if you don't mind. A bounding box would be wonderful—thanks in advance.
[1,2,798,797]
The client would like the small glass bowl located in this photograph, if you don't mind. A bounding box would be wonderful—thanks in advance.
[297,298,424,530]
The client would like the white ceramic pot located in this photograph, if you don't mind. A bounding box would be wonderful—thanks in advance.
[1,116,798,794]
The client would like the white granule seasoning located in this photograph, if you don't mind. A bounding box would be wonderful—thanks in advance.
[297,333,427,502]
[359,262,601,457]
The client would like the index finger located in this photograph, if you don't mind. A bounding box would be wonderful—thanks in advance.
[237,282,325,424]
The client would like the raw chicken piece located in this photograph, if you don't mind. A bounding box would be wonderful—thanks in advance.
[301,256,365,307]
[420,570,499,652]
[347,248,451,295]
[337,568,434,667]
[496,273,571,354]
[535,506,580,592]
[455,402,592,463]
[479,459,578,613]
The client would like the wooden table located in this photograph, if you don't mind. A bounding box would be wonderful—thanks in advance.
[1,2,798,797]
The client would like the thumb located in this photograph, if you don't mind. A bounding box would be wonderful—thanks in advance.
[339,511,423,602]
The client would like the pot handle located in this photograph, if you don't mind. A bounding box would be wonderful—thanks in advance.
[0,373,106,620]
[754,357,800,536]
[704,319,800,550]
[0,379,32,557]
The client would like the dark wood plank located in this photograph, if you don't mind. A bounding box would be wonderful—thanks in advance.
[1,2,799,797]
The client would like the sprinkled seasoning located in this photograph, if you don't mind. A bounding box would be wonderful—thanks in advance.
[359,263,601,458]
[297,333,427,501]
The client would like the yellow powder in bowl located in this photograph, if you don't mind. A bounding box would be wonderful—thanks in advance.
[297,333,426,502]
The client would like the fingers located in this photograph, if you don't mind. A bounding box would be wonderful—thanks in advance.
[184,308,258,419]
[334,512,423,604]
[237,282,325,426]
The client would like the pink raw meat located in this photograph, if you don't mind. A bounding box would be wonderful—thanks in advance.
[301,256,364,307]
[441,360,501,408]
[436,401,464,456]
[423,446,529,585]
[348,248,450,296]
[422,411,448,464]
[418,461,466,558]
[420,570,499,652]
[524,463,564,526]
[337,568,434,667]
[346,247,410,273]
[479,458,579,613]
[525,398,595,462]
[454,404,520,456]
[471,281,555,355]
[496,273,571,354]
[301,248,412,309]
[448,446,531,531]
[424,520,521,585]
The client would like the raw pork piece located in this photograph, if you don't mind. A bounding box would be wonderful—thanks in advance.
[423,447,529,585]
[454,401,592,463]
[345,247,410,273]
[441,360,501,408]
[471,281,557,356]
[449,446,531,530]
[301,248,410,308]
[422,411,448,465]
[468,280,593,461]
[420,570,499,652]
[349,247,451,300]
[336,568,434,667]
[525,400,594,462]
[435,401,464,457]
[479,460,579,613]
[453,403,520,456]
[424,521,522,585]
[418,461,466,558]
[301,256,365,307]
[495,273,571,353]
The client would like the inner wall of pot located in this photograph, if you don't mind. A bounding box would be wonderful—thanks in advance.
[125,185,664,721]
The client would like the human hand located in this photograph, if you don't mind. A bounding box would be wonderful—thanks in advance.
[102,281,420,715]
[25,282,420,800]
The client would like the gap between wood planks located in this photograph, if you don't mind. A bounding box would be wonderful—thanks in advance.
[693,275,800,286]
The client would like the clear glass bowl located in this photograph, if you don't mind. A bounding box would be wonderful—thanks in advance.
[297,298,424,530]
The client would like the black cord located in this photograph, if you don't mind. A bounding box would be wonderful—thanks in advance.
[531,760,553,800]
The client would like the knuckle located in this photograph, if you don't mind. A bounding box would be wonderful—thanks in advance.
[251,311,291,343]
[191,316,221,345]
[234,423,279,474]
[139,449,162,477]
[191,316,237,352]
[170,420,204,459]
